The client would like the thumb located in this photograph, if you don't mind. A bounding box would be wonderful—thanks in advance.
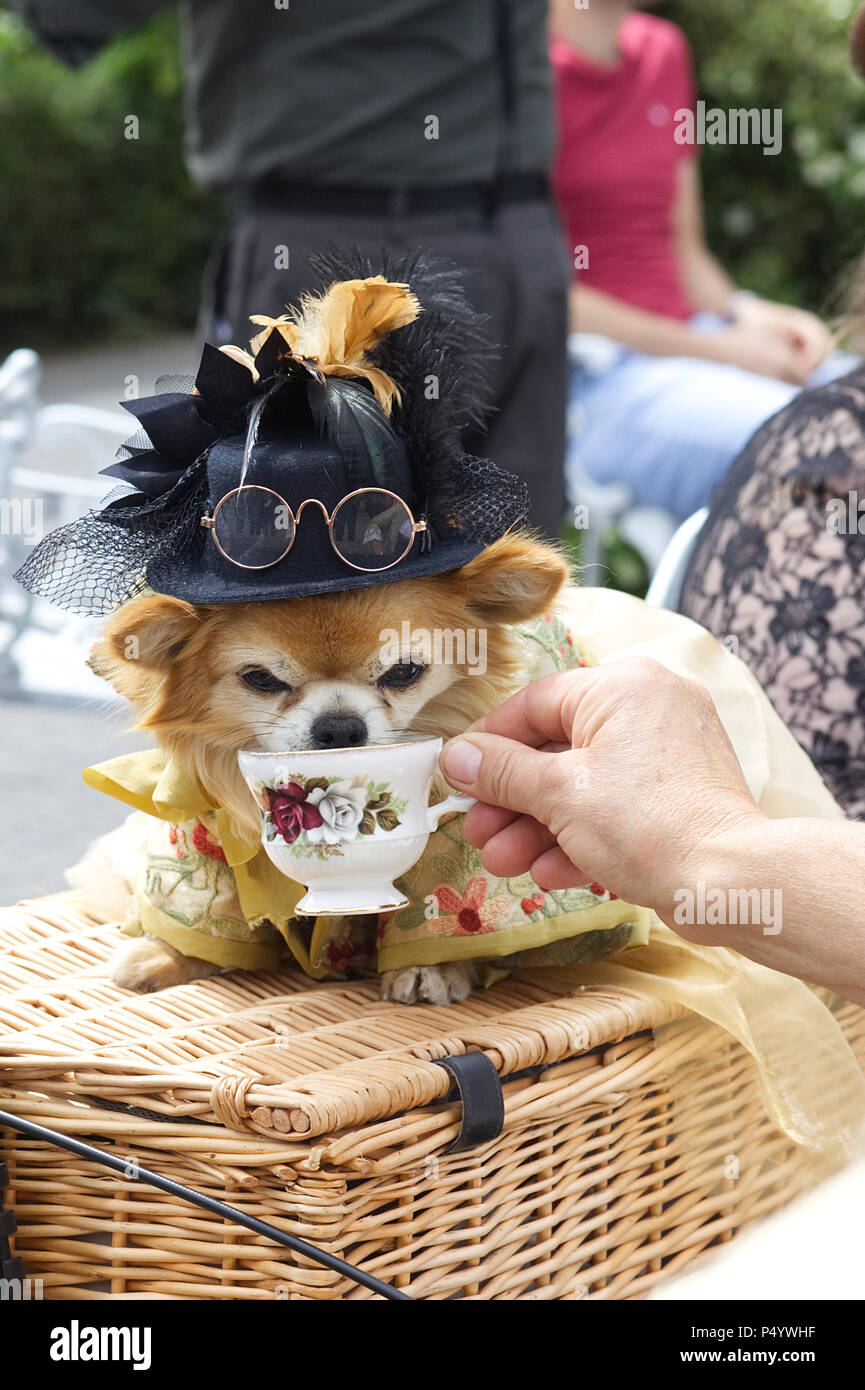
[441,733,574,821]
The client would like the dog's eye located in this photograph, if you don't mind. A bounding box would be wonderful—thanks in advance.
[239,667,293,695]
[378,661,427,690]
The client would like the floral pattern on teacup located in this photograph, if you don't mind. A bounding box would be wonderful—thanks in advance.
[259,775,407,859]
[305,780,368,845]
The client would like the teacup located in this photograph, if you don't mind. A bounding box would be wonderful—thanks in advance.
[238,736,475,915]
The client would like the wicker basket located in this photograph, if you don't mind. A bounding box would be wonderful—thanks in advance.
[1,894,863,1301]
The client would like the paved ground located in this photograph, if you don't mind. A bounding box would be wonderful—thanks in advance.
[0,696,149,904]
[1,336,180,905]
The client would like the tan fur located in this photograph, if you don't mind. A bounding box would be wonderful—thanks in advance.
[110,936,222,993]
[91,533,570,996]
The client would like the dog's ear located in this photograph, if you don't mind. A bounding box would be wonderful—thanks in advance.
[453,534,570,624]
[90,594,202,702]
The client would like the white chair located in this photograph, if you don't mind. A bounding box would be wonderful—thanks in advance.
[0,349,130,699]
[644,506,709,611]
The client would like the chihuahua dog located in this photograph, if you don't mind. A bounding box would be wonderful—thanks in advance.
[83,533,570,1004]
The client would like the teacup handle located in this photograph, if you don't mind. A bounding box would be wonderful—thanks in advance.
[427,793,477,830]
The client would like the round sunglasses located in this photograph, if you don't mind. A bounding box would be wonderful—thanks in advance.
[200,485,428,573]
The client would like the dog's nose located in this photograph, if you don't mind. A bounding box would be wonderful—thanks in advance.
[309,714,368,749]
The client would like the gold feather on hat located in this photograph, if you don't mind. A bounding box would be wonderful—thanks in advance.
[219,276,422,413]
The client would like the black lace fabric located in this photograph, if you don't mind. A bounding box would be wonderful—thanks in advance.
[680,366,865,819]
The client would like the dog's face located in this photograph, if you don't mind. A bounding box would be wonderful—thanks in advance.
[93,534,569,828]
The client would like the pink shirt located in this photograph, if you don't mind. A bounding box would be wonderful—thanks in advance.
[551,14,698,322]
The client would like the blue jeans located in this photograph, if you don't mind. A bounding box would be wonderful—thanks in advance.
[568,313,859,519]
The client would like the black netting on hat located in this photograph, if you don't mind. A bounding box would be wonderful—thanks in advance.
[14,460,209,615]
[424,452,529,545]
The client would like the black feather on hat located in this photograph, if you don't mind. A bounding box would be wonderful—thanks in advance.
[16,248,529,614]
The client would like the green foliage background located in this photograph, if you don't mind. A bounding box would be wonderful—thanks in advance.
[658,0,865,314]
[2,1,865,351]
[0,9,219,352]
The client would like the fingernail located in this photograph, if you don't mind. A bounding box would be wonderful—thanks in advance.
[443,738,482,787]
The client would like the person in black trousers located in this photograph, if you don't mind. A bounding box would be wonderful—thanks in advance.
[11,0,570,538]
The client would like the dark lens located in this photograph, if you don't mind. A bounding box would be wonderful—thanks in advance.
[331,490,415,571]
[212,487,293,569]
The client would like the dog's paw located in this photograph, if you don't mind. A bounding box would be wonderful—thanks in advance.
[380,961,477,1006]
[109,936,223,993]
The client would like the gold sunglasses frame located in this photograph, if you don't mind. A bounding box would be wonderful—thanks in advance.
[201,484,427,573]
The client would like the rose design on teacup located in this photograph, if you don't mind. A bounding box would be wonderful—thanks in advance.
[262,782,324,844]
[259,775,407,859]
[305,780,367,846]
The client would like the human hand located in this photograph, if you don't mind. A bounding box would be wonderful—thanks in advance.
[729,296,834,379]
[439,657,763,926]
[708,323,809,384]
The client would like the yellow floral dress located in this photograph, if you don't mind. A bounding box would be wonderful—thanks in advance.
[84,613,651,980]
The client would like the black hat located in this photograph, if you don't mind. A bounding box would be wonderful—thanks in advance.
[16,249,529,614]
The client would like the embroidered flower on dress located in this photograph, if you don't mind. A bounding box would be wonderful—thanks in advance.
[325,936,357,973]
[427,876,511,936]
[192,821,227,864]
[168,824,188,859]
[588,882,617,900]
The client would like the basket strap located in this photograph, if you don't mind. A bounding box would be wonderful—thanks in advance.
[433,1053,505,1153]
